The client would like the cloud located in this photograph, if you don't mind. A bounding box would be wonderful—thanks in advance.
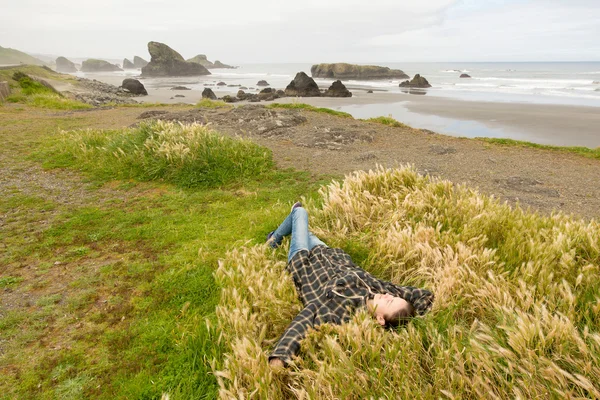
[0,0,598,61]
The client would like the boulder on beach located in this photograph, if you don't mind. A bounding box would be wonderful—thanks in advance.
[171,86,191,90]
[217,82,227,86]
[141,41,210,77]
[257,80,269,86]
[323,80,352,97]
[460,73,471,78]
[123,58,135,69]
[285,72,321,97]
[81,59,123,72]
[399,74,432,88]
[202,88,217,100]
[221,95,238,103]
[55,56,77,73]
[121,78,148,95]
[133,56,148,68]
[311,63,409,80]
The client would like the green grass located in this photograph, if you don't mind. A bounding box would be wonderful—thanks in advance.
[364,115,410,128]
[196,98,231,108]
[268,102,353,118]
[479,137,600,159]
[0,106,329,399]
[3,69,90,110]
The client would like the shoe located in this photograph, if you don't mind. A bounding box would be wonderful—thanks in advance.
[291,201,302,213]
[266,231,282,248]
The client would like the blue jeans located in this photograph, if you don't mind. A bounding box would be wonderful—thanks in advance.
[272,207,327,262]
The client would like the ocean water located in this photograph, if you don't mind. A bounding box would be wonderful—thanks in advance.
[72,62,600,146]
[74,61,600,107]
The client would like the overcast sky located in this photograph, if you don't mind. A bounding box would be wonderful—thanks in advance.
[1,0,599,63]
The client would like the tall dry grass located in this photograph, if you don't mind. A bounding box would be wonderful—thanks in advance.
[214,165,600,399]
[57,120,273,187]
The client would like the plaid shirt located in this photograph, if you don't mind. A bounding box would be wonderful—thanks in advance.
[269,245,434,364]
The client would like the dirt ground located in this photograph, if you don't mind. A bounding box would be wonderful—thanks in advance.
[134,105,600,221]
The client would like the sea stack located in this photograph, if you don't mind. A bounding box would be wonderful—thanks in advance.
[81,59,122,72]
[55,56,77,73]
[141,41,210,77]
[311,63,409,80]
[285,72,321,97]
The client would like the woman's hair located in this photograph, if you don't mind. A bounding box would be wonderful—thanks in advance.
[385,301,416,329]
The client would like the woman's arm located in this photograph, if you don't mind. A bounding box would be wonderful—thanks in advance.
[269,303,319,366]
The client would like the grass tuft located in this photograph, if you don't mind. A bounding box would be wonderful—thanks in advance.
[479,137,600,159]
[364,115,410,128]
[53,120,274,187]
[268,102,353,118]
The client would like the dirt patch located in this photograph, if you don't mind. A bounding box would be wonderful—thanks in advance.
[136,104,600,220]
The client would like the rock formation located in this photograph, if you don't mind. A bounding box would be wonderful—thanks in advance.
[217,82,227,86]
[213,60,234,69]
[187,54,235,69]
[323,80,352,97]
[460,73,471,78]
[399,74,432,88]
[141,42,210,77]
[133,56,148,68]
[285,72,321,97]
[123,58,136,69]
[55,56,77,73]
[257,80,269,86]
[81,59,122,72]
[121,78,147,95]
[311,63,409,80]
[171,86,191,90]
[202,88,217,100]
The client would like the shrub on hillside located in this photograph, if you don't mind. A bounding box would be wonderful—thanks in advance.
[214,165,600,399]
[58,120,274,187]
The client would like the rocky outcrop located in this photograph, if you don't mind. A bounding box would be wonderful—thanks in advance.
[399,74,432,88]
[71,77,138,106]
[55,56,77,73]
[141,42,210,77]
[171,86,191,90]
[311,63,409,80]
[323,80,352,97]
[121,78,147,95]
[133,56,148,68]
[285,72,321,97]
[0,81,10,101]
[217,82,226,86]
[187,54,235,69]
[460,73,471,78]
[81,59,122,72]
[202,88,217,100]
[123,58,135,69]
[257,80,269,86]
